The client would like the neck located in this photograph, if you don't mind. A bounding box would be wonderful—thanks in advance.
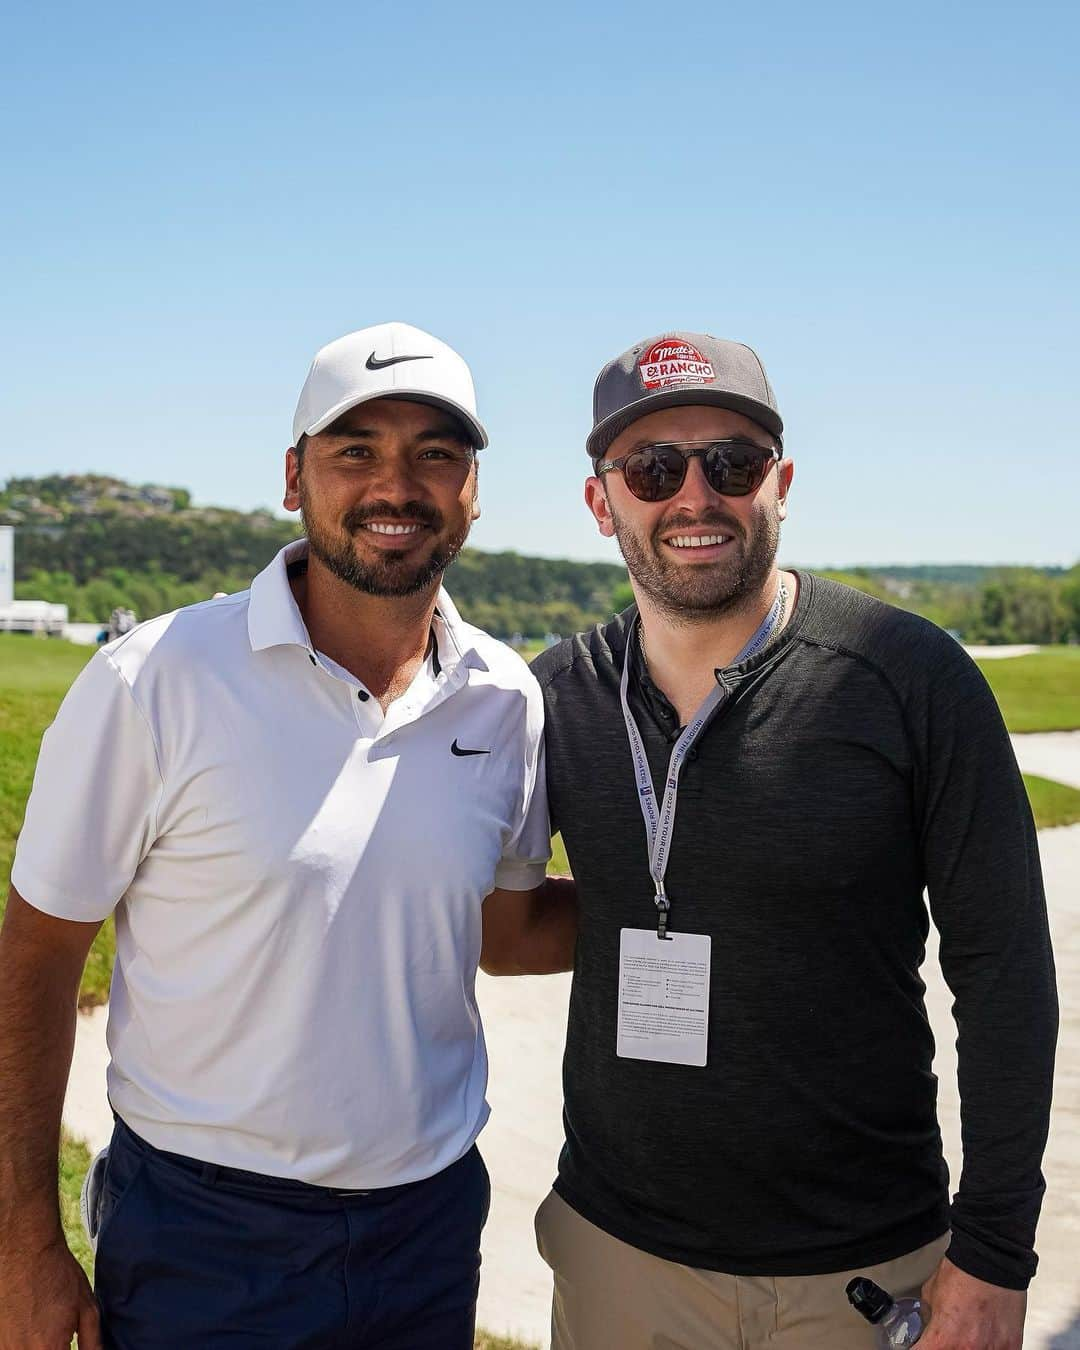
[292,552,440,702]
[635,568,795,722]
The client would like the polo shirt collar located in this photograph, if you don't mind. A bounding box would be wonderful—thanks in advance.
[247,539,478,675]
[430,587,473,676]
[248,539,316,654]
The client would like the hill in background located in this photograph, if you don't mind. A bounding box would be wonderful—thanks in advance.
[4,474,626,640]
[5,474,1078,643]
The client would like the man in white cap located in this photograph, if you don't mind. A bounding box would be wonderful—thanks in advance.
[0,323,575,1349]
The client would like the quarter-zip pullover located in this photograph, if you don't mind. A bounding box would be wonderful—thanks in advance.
[531,573,1056,1290]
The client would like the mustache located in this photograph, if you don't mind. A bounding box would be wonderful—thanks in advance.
[342,500,442,532]
[654,510,744,540]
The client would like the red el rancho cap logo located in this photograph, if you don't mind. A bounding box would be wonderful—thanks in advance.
[638,339,716,391]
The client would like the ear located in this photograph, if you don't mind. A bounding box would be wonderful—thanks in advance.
[776,458,794,522]
[470,457,481,520]
[585,474,617,538]
[283,448,301,512]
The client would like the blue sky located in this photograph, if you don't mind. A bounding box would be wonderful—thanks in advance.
[2,1,1077,567]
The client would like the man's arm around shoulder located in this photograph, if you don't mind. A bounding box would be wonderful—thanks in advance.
[0,887,104,1350]
[480,877,577,976]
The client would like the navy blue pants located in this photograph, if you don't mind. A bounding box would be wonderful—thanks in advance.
[94,1117,490,1349]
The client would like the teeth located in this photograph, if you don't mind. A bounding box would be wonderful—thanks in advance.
[668,534,729,549]
[365,523,423,535]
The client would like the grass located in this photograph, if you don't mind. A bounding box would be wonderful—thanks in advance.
[1024,774,1080,830]
[974,647,1080,733]
[59,1131,95,1278]
[548,832,570,876]
[0,636,115,1006]
[0,637,93,887]
[0,633,95,693]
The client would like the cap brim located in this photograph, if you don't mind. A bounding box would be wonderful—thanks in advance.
[302,389,489,450]
[587,388,783,459]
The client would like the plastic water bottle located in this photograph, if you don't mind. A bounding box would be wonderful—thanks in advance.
[846,1276,923,1347]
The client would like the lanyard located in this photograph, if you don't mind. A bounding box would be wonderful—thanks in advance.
[619,583,786,939]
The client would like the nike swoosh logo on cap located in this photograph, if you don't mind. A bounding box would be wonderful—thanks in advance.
[365,352,435,371]
[451,739,491,757]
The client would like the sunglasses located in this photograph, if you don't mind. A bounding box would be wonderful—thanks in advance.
[596,439,780,503]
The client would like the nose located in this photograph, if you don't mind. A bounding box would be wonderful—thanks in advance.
[669,453,721,514]
[365,451,426,504]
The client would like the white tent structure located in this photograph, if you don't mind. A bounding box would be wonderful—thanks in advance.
[0,526,69,635]
[0,599,69,636]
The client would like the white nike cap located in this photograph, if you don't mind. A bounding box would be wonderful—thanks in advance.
[292,322,488,450]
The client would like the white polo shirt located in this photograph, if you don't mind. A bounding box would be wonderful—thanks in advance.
[13,540,550,1187]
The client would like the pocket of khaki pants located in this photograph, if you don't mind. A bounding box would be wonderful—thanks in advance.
[534,1189,560,1270]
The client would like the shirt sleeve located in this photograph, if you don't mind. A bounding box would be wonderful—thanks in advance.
[493,678,551,892]
[11,650,164,922]
[916,642,1058,1290]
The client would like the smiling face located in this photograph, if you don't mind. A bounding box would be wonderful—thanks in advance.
[586,404,793,620]
[283,397,479,599]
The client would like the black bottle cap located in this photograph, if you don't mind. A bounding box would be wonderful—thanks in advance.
[846,1277,893,1324]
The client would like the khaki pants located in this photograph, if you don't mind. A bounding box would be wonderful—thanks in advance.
[535,1190,950,1350]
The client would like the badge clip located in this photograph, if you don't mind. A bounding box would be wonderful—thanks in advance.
[654,885,671,941]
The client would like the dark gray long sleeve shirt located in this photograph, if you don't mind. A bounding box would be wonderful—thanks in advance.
[531,573,1057,1289]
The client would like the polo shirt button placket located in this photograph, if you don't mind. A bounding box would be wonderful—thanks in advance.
[352,685,378,733]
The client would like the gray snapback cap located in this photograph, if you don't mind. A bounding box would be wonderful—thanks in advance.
[587,332,783,459]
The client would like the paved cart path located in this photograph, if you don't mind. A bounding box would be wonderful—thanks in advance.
[1013,731,1080,792]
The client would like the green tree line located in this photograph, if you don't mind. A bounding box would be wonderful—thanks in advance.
[13,513,297,585]
[19,558,1080,645]
[12,515,1079,643]
[811,566,1080,645]
[13,514,628,638]
[611,566,1080,646]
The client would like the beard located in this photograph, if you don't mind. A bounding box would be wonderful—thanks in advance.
[609,496,782,622]
[300,482,473,599]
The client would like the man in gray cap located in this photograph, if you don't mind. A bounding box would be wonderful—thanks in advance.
[0,322,575,1349]
[521,332,1056,1348]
